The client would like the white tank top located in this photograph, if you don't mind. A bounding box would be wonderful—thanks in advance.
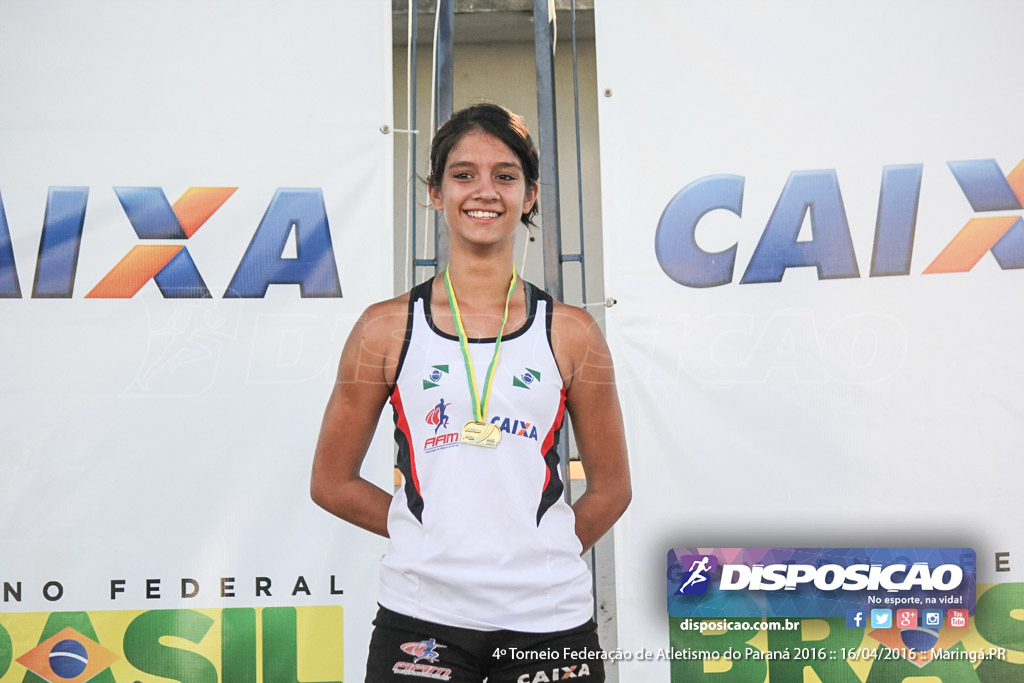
[378,277,593,632]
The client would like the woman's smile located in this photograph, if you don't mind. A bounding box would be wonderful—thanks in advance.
[466,209,500,219]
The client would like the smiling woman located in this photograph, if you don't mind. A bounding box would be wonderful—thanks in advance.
[309,103,630,683]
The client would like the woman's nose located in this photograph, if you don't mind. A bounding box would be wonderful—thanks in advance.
[473,178,499,199]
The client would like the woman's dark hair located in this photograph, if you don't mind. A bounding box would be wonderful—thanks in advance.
[426,103,540,227]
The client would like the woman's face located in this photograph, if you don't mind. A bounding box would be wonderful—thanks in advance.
[429,130,538,251]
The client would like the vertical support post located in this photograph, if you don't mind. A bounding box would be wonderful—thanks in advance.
[407,0,419,286]
[533,0,563,302]
[533,1,570,505]
[433,0,455,273]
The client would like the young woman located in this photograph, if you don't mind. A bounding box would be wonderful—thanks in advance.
[310,103,631,683]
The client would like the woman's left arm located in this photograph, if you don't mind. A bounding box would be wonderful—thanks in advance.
[553,305,632,553]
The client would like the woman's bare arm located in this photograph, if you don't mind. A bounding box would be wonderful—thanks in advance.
[310,298,407,537]
[552,304,632,553]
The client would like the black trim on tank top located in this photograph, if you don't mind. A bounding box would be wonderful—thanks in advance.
[537,418,566,524]
[536,286,556,355]
[419,275,543,344]
[392,278,434,386]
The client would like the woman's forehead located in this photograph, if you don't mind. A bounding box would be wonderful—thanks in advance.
[445,130,522,169]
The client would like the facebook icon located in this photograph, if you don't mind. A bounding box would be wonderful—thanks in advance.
[846,609,866,628]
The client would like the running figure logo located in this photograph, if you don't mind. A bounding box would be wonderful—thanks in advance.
[400,638,446,664]
[677,554,718,595]
[425,399,451,434]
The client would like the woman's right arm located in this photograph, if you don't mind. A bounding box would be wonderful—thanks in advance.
[309,299,405,537]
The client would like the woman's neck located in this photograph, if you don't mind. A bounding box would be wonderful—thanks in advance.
[443,255,517,309]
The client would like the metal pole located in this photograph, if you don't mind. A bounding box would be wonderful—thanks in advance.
[433,0,454,273]
[407,0,419,287]
[568,0,587,305]
[533,0,563,302]
[533,1,573,512]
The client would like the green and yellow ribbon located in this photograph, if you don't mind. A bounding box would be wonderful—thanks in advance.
[444,265,518,424]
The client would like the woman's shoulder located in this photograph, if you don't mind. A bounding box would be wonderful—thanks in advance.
[548,296,600,340]
[338,292,414,388]
[363,290,411,318]
[545,296,612,391]
[352,291,412,343]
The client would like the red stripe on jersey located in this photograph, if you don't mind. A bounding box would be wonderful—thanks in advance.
[390,385,421,495]
[540,387,567,490]
[541,386,567,455]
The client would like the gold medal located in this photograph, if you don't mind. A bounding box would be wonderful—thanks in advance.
[461,421,502,448]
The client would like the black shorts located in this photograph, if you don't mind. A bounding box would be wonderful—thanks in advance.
[365,605,606,683]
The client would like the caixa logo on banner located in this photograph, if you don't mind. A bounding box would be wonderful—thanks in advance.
[0,187,341,298]
[666,548,976,619]
[655,159,1024,287]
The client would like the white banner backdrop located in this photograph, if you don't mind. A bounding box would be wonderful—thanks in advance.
[596,1,1023,680]
[0,2,391,682]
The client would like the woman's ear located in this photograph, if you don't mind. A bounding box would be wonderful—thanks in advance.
[429,184,443,211]
[523,181,539,214]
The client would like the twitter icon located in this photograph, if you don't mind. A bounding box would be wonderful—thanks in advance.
[871,609,893,628]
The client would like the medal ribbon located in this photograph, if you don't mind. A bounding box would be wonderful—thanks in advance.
[444,265,518,424]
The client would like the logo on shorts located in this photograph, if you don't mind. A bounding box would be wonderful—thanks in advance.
[394,638,452,680]
[400,638,445,664]
[518,664,591,682]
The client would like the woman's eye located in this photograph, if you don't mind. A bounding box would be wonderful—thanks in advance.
[452,172,472,180]
[497,174,517,182]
